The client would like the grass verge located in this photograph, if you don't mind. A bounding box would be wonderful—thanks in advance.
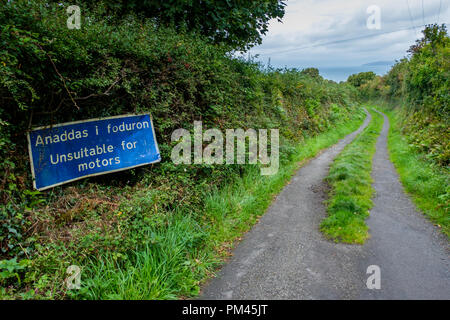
[376,105,449,238]
[320,109,384,244]
[73,109,367,299]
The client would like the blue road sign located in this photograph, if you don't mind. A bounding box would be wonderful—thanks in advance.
[27,114,161,190]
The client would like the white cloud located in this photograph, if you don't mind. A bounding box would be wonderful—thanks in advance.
[247,0,450,81]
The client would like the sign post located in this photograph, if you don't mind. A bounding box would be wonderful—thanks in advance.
[27,114,160,190]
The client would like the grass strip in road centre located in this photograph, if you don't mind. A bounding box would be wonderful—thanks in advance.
[320,108,384,244]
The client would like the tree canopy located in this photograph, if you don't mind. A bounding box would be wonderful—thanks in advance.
[347,71,376,87]
[300,68,321,79]
[77,0,286,51]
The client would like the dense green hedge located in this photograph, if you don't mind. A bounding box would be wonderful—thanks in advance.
[0,2,360,298]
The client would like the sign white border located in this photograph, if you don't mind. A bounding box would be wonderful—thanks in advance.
[27,113,161,191]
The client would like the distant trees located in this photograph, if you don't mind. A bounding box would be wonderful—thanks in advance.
[346,24,449,166]
[300,68,321,79]
[348,24,449,117]
[347,71,376,87]
[383,59,408,98]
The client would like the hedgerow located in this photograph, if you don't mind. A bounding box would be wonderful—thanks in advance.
[0,1,361,298]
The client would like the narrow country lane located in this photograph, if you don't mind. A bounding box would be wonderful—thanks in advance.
[201,110,372,299]
[201,109,450,300]
[356,110,449,299]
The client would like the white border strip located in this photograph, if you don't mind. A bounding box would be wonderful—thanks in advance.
[29,113,150,131]
[27,113,161,191]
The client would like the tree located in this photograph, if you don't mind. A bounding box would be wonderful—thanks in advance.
[405,24,449,116]
[347,71,376,87]
[300,68,321,79]
[384,59,408,98]
[76,0,286,51]
[408,24,448,55]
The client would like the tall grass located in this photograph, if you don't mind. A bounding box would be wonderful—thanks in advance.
[320,109,384,244]
[75,109,366,299]
[77,214,209,299]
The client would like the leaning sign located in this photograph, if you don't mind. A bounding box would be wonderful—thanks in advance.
[27,114,161,190]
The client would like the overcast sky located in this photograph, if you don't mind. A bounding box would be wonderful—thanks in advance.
[247,0,450,81]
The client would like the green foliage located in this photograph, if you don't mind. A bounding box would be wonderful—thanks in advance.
[71,0,286,51]
[370,24,450,114]
[397,110,450,166]
[351,24,449,167]
[0,258,31,285]
[390,25,449,166]
[405,24,449,118]
[358,76,389,101]
[320,109,384,244]
[78,214,206,299]
[300,67,321,79]
[408,23,449,55]
[384,59,408,98]
[347,71,376,87]
[0,1,362,299]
